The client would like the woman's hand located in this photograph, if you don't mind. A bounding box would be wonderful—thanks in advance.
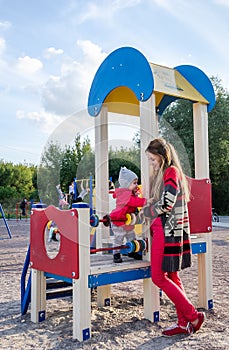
[138,209,150,225]
[147,197,154,205]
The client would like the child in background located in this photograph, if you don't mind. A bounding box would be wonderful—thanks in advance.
[47,220,59,242]
[72,179,90,204]
[56,184,69,209]
[110,167,147,263]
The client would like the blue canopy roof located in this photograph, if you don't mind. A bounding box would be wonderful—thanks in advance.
[88,47,215,117]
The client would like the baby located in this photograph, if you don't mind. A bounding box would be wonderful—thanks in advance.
[110,167,147,263]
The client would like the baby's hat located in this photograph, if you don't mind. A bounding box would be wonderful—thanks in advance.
[118,166,138,188]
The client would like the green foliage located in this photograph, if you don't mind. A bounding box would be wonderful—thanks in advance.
[37,134,94,206]
[37,141,64,205]
[161,100,194,176]
[60,135,94,192]
[162,79,229,213]
[109,146,141,185]
[131,77,229,213]
[208,78,229,213]
[0,160,36,211]
[132,102,194,177]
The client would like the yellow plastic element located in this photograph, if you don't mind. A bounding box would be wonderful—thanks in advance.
[104,86,140,116]
[125,213,132,225]
[134,224,142,235]
[47,221,52,230]
[90,227,96,237]
[134,239,141,252]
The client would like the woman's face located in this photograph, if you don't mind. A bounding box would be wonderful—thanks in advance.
[146,152,162,171]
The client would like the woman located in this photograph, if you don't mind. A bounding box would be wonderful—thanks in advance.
[143,138,205,336]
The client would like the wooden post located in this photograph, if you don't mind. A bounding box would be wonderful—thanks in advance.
[140,95,160,322]
[94,106,110,247]
[94,106,111,307]
[72,208,91,341]
[31,269,46,323]
[193,102,213,310]
[193,103,209,179]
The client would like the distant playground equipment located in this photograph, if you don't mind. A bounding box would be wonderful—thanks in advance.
[212,208,219,222]
[56,177,94,209]
[21,47,215,341]
[15,200,40,221]
[16,200,29,220]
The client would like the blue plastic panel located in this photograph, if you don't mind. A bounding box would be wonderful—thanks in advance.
[175,65,216,112]
[191,242,207,254]
[88,47,154,116]
[88,266,151,287]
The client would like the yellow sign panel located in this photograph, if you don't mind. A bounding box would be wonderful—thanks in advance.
[150,63,208,103]
[103,64,209,117]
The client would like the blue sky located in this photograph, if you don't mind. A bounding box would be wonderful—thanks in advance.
[0,0,228,165]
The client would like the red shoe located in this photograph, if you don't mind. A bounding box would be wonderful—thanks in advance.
[162,323,194,337]
[192,312,206,332]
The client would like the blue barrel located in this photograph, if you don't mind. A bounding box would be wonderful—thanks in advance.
[31,203,47,208]
[72,202,90,209]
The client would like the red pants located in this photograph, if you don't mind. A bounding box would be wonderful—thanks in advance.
[151,219,198,326]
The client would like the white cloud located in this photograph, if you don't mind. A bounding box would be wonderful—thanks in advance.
[213,0,229,7]
[0,20,11,30]
[76,40,107,66]
[41,40,106,116]
[69,0,141,24]
[16,55,43,75]
[16,109,62,134]
[8,41,106,135]
[0,37,6,55]
[43,47,64,59]
[113,0,141,9]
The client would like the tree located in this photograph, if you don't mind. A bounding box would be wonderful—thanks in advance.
[0,160,35,211]
[37,141,64,205]
[208,78,229,213]
[132,77,229,213]
[132,101,194,177]
[60,135,94,193]
[37,135,94,206]
[109,145,141,185]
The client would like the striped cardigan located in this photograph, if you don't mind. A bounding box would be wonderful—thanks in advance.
[149,166,192,272]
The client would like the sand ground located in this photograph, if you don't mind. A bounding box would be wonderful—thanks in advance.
[0,220,228,349]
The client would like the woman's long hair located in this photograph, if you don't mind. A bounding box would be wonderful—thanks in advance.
[145,138,190,202]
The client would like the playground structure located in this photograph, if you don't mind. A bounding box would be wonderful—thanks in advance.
[24,47,215,341]
[0,203,12,239]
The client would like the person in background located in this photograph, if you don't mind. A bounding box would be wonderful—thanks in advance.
[72,179,89,204]
[20,198,27,216]
[143,137,205,336]
[110,167,147,263]
[56,184,69,209]
[68,181,75,206]
[47,220,59,242]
